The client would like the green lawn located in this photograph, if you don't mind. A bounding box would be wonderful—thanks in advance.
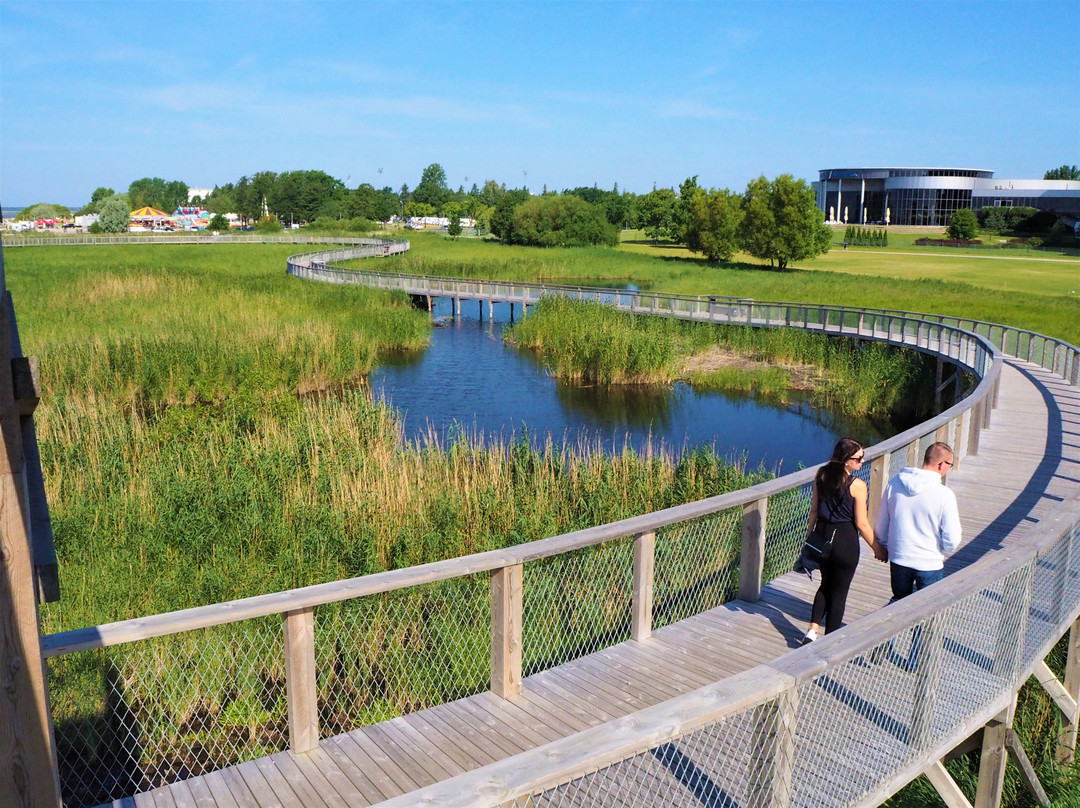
[379,230,1080,346]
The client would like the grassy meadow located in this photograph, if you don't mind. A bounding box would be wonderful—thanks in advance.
[361,229,1080,346]
[4,243,772,631]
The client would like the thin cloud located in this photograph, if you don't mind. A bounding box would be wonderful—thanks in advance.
[658,99,756,121]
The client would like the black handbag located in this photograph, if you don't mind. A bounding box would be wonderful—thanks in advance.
[793,488,841,578]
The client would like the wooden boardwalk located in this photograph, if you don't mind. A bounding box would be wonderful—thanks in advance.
[113,359,1080,808]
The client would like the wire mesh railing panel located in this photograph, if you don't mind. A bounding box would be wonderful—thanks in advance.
[918,431,937,462]
[314,575,489,737]
[48,617,285,808]
[889,445,911,479]
[1026,534,1071,668]
[652,507,743,630]
[509,700,791,808]
[927,567,1031,738]
[523,537,636,675]
[763,482,813,584]
[1026,518,1080,667]
[787,560,1032,808]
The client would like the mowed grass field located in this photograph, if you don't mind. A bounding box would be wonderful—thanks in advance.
[380,229,1080,346]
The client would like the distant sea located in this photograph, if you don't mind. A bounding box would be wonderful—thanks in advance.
[3,205,85,217]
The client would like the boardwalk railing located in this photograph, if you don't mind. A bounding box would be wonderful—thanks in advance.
[1,234,407,249]
[378,494,1080,808]
[30,244,1080,806]
[287,249,1078,386]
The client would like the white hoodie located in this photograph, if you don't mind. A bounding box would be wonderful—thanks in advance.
[875,467,962,571]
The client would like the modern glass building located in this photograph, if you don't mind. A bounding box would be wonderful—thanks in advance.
[816,168,1080,227]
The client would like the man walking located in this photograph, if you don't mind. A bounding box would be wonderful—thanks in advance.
[875,442,962,599]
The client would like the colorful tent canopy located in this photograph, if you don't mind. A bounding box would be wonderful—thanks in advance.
[129,206,171,219]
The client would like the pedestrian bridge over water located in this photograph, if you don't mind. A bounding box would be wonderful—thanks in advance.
[4,238,1080,808]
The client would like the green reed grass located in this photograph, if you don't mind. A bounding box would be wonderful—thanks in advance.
[506,298,931,418]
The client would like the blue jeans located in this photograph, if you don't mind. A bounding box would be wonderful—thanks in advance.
[890,563,943,601]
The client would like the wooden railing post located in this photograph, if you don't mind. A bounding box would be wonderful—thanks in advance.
[739,498,768,602]
[491,564,523,699]
[993,567,1029,680]
[0,287,61,807]
[284,607,319,753]
[869,453,890,528]
[975,699,1015,808]
[631,531,656,642]
[968,399,984,456]
[747,686,798,808]
[953,411,967,470]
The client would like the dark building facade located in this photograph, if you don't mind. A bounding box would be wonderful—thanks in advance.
[816,167,1080,227]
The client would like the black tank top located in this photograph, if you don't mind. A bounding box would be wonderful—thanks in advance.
[817,476,856,524]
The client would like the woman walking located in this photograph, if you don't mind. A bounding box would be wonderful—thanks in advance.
[803,438,887,644]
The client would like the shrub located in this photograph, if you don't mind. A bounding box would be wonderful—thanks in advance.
[509,195,618,247]
[254,215,282,234]
[207,214,230,232]
[947,208,979,240]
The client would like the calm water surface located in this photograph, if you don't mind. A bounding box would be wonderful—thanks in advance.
[369,299,895,474]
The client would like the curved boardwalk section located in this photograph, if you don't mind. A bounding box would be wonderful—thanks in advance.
[18,242,1080,808]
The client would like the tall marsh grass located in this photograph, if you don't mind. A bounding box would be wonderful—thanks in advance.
[506,298,932,417]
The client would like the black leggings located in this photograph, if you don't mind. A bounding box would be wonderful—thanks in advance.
[810,521,861,634]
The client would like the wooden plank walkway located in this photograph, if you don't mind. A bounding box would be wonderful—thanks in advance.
[116,359,1080,808]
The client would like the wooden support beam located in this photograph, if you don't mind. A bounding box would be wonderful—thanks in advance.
[283,607,319,753]
[911,615,946,748]
[975,701,1014,808]
[968,399,983,456]
[1061,619,1080,763]
[1005,729,1050,807]
[925,761,974,808]
[631,531,655,641]
[747,688,798,808]
[491,564,523,699]
[1032,659,1078,724]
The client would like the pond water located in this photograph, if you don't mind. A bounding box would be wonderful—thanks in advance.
[369,297,899,474]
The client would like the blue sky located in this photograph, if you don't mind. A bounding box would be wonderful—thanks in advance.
[2,0,1077,208]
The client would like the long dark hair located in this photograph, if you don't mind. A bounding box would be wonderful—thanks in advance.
[815,437,863,499]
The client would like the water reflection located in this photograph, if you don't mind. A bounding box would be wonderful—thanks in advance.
[554,381,675,428]
[368,296,896,472]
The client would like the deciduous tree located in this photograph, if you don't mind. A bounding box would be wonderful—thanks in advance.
[489,189,530,241]
[412,163,451,210]
[1044,164,1080,181]
[508,194,617,247]
[99,195,130,232]
[686,187,742,262]
[737,174,831,269]
[638,188,678,242]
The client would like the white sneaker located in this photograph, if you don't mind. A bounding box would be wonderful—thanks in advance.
[801,629,817,645]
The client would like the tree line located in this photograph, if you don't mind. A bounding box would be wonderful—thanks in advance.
[60,164,833,267]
